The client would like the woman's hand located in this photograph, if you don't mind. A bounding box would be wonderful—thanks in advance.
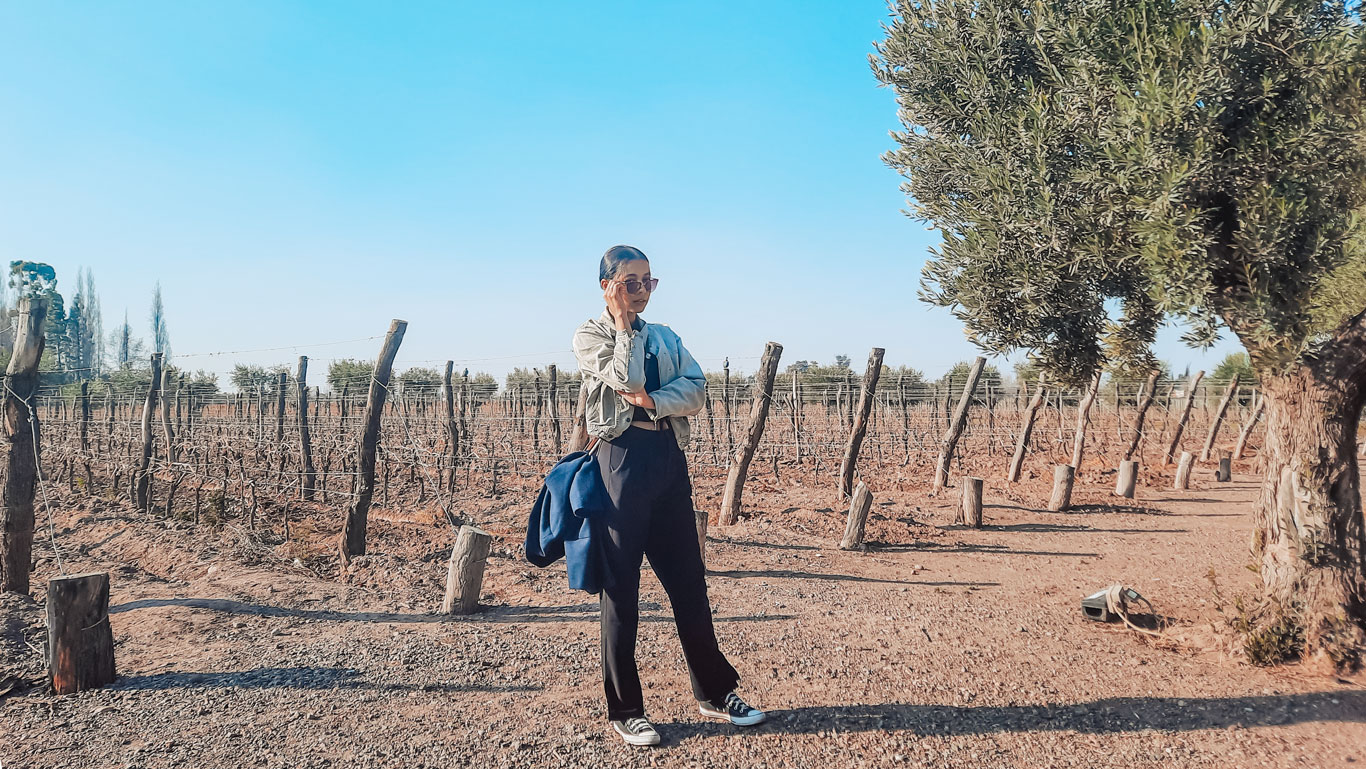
[603,281,634,330]
[618,390,655,410]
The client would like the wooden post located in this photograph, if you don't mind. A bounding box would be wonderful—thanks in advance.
[837,348,885,499]
[340,320,407,563]
[78,380,91,453]
[547,364,561,457]
[1163,370,1205,465]
[719,342,783,525]
[569,381,590,453]
[1233,398,1266,460]
[1007,377,1046,483]
[932,356,986,494]
[274,371,287,443]
[1216,455,1232,482]
[442,525,492,615]
[134,353,164,513]
[1048,465,1075,512]
[1123,369,1161,461]
[839,481,873,550]
[0,296,48,594]
[1115,460,1138,498]
[722,358,734,460]
[1174,451,1195,490]
[1200,374,1241,462]
[1070,370,1102,471]
[297,356,316,500]
[159,368,176,464]
[47,572,116,693]
[959,477,984,527]
[443,361,459,487]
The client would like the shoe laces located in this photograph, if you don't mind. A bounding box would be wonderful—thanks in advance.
[625,717,654,734]
[724,692,751,713]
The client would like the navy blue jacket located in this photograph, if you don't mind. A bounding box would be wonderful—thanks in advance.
[523,449,614,594]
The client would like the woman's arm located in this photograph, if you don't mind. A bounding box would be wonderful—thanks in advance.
[645,331,706,418]
[572,321,647,392]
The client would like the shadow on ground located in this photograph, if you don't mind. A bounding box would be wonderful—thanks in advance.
[662,690,1366,741]
[110,598,791,625]
[112,665,542,694]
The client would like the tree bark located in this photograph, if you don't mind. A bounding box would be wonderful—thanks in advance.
[1252,364,1366,666]
[297,356,316,500]
[135,353,163,513]
[47,572,116,693]
[839,481,873,550]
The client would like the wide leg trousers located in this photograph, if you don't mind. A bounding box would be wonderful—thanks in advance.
[595,425,740,720]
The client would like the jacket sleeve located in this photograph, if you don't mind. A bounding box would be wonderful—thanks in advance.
[573,320,646,392]
[646,330,707,419]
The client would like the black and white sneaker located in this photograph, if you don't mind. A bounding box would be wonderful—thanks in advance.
[699,691,766,726]
[611,716,661,746]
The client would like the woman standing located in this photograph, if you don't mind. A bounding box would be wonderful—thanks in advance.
[571,244,765,747]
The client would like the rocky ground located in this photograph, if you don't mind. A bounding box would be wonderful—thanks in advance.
[2,459,1364,768]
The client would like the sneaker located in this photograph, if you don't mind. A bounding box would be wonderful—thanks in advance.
[699,691,766,726]
[611,716,661,746]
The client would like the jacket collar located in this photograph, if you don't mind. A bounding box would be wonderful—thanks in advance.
[599,309,646,332]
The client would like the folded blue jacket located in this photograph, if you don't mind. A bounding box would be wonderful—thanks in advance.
[523,449,614,594]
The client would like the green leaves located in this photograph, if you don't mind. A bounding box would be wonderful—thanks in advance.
[875,0,1366,382]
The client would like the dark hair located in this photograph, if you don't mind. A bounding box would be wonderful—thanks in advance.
[599,245,649,281]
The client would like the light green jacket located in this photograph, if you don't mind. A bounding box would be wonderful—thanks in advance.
[572,310,707,450]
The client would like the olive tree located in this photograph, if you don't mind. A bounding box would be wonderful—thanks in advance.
[874,0,1366,666]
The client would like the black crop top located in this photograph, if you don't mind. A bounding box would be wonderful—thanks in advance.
[631,349,661,422]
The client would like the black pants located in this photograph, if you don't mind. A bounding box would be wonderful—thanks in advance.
[595,425,739,720]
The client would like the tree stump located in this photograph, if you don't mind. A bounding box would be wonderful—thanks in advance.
[443,526,492,615]
[839,481,873,550]
[1174,451,1195,490]
[1216,456,1232,482]
[48,572,116,694]
[1115,460,1138,499]
[1048,465,1074,512]
[959,477,984,527]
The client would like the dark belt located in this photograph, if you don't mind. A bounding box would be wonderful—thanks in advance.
[629,418,671,431]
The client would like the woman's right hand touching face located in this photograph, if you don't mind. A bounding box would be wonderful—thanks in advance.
[604,280,633,329]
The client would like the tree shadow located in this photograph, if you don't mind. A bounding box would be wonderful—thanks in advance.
[707,569,998,588]
[112,665,543,693]
[1067,504,1172,516]
[110,598,789,625]
[660,691,1366,740]
[708,537,821,552]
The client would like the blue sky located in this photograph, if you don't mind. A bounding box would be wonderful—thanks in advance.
[0,1,1241,387]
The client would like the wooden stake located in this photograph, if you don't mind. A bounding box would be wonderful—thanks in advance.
[838,348,885,499]
[134,353,163,513]
[1233,398,1266,460]
[1048,465,1075,512]
[932,356,986,494]
[719,342,783,525]
[1174,451,1195,490]
[47,572,116,694]
[1216,455,1232,482]
[1115,460,1138,499]
[442,525,492,615]
[959,477,984,527]
[297,356,316,500]
[1122,369,1161,461]
[1200,374,1241,462]
[340,320,407,563]
[0,296,48,594]
[1163,371,1205,465]
[1007,377,1046,483]
[839,481,873,550]
[1070,370,1102,471]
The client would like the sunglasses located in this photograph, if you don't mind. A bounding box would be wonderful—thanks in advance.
[616,278,659,295]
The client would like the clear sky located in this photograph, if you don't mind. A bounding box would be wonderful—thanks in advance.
[0,1,1242,388]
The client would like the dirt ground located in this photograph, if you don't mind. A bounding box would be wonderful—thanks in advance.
[2,458,1364,769]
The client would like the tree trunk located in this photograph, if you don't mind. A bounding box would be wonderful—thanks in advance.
[1123,369,1161,462]
[0,297,48,594]
[719,343,783,525]
[339,320,406,564]
[1007,377,1046,483]
[932,356,986,494]
[1070,370,1102,471]
[1201,373,1242,462]
[1252,368,1365,667]
[838,348,885,499]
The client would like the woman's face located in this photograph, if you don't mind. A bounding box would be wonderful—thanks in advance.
[601,258,653,314]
